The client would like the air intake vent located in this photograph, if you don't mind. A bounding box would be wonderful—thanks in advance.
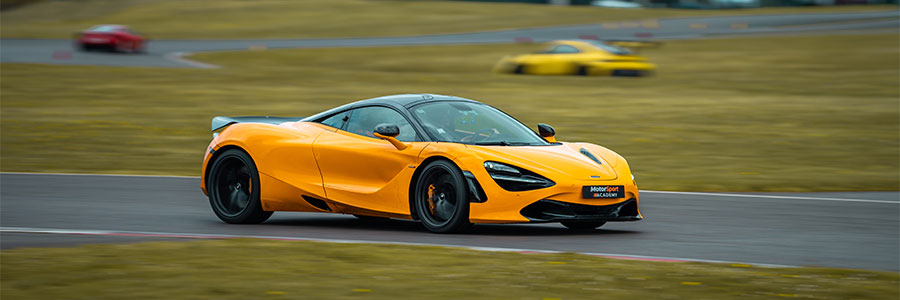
[580,148,602,165]
[520,198,639,222]
[302,195,331,212]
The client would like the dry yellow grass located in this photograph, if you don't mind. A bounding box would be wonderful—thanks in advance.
[2,238,898,299]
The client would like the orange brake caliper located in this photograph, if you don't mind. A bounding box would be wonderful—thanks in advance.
[426,184,436,214]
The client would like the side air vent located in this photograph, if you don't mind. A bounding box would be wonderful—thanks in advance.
[302,195,331,212]
[462,171,488,203]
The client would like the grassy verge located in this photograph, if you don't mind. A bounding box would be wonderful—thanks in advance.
[1,0,897,39]
[1,33,898,191]
[2,239,897,299]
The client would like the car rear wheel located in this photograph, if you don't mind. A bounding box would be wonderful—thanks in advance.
[577,66,589,76]
[414,160,471,233]
[207,149,272,224]
[561,221,606,230]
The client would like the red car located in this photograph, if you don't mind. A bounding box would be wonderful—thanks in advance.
[75,25,146,53]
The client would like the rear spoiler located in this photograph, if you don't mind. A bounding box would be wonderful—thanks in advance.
[211,116,305,132]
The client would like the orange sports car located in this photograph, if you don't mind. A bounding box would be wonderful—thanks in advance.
[201,94,641,233]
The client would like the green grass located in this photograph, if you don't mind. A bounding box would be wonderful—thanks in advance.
[1,33,898,191]
[1,0,897,39]
[2,239,897,299]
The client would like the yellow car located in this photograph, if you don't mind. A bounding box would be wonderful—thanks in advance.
[494,40,656,76]
[201,94,641,233]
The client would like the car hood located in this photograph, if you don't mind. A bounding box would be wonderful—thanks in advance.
[466,143,618,181]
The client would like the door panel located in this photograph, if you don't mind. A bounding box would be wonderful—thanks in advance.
[313,129,426,214]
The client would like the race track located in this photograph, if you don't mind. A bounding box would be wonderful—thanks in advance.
[2,173,897,271]
[1,10,897,68]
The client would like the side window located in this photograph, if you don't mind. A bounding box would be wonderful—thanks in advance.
[548,45,580,54]
[345,106,417,142]
[319,111,350,129]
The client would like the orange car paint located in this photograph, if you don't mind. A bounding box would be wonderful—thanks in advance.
[202,119,639,224]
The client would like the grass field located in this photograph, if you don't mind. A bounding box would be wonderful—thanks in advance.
[1,0,897,39]
[1,238,897,299]
[1,34,898,192]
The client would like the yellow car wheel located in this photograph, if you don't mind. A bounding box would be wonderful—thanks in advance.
[513,64,526,74]
[577,66,589,76]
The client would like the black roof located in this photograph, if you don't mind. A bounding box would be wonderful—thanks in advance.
[302,94,480,122]
[352,93,478,108]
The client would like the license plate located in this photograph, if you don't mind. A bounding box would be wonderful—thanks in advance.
[582,185,625,199]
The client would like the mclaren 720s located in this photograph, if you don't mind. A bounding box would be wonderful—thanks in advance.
[201,94,641,233]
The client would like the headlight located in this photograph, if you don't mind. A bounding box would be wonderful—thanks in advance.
[484,161,520,175]
[484,161,554,192]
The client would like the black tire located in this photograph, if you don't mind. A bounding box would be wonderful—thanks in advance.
[577,66,589,76]
[513,64,526,74]
[207,149,272,224]
[413,160,471,233]
[561,221,606,230]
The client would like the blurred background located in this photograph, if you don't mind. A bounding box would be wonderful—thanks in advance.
[1,0,897,192]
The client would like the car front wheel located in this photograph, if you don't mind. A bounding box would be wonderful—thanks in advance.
[414,160,471,233]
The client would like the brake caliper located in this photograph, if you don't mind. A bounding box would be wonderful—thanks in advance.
[426,184,436,214]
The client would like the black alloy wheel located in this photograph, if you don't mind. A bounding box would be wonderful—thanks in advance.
[414,160,471,233]
[207,149,272,224]
[560,221,606,230]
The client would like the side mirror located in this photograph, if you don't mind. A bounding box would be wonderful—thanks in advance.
[374,123,399,137]
[372,123,409,150]
[537,123,556,143]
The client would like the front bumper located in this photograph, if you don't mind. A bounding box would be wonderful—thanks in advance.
[520,198,641,222]
[466,172,640,223]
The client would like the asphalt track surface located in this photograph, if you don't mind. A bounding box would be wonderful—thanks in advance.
[2,11,899,271]
[1,10,898,68]
[2,173,898,271]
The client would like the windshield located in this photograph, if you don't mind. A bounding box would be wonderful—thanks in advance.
[411,101,549,146]
[585,40,632,55]
[88,25,122,32]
